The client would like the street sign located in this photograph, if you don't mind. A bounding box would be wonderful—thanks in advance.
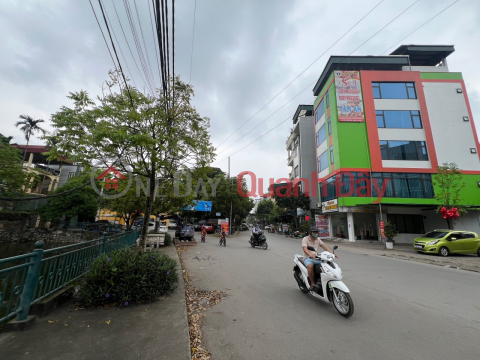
[216,212,221,216]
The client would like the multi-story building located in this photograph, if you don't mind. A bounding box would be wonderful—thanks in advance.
[310,45,480,243]
[286,105,318,215]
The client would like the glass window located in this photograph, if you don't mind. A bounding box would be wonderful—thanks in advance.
[376,111,385,128]
[380,141,429,161]
[294,166,299,177]
[407,178,424,198]
[326,92,330,108]
[376,110,423,129]
[388,214,424,234]
[327,117,332,134]
[319,151,329,172]
[330,145,334,164]
[393,177,409,197]
[315,98,325,124]
[317,124,326,147]
[373,82,417,99]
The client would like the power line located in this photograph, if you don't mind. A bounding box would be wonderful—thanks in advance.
[148,0,163,86]
[213,0,456,164]
[132,0,156,89]
[189,0,197,84]
[111,0,151,94]
[100,0,138,89]
[153,0,167,97]
[172,0,175,107]
[97,0,135,107]
[214,0,386,150]
[88,0,118,72]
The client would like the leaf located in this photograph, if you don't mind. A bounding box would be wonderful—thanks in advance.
[64,323,69,327]
[47,320,55,323]
[105,320,111,325]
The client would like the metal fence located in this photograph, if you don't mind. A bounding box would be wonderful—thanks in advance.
[0,230,140,325]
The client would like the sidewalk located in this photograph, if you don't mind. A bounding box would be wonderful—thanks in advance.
[0,245,191,360]
[322,238,480,273]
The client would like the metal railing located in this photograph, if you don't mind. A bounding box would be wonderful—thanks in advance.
[0,230,140,325]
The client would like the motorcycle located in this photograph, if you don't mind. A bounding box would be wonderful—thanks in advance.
[249,230,268,250]
[293,245,354,318]
[240,224,249,231]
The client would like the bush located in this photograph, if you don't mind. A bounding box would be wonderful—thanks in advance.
[162,232,172,246]
[81,248,178,307]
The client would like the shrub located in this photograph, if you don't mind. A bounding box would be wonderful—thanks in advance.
[384,221,399,243]
[162,232,172,246]
[81,248,178,307]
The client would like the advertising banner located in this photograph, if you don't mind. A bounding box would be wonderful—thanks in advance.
[315,215,330,238]
[321,199,339,213]
[379,221,386,239]
[221,222,229,234]
[184,200,212,212]
[282,224,288,232]
[334,70,365,122]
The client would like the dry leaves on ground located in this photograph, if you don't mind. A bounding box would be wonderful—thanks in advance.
[177,246,226,360]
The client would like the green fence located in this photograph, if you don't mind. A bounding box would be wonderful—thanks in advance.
[0,230,140,325]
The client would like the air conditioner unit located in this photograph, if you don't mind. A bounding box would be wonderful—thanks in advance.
[316,203,322,208]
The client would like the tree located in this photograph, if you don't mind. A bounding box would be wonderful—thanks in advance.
[15,115,45,162]
[434,162,466,230]
[256,199,274,217]
[46,72,215,247]
[274,188,310,230]
[36,172,101,226]
[0,142,32,197]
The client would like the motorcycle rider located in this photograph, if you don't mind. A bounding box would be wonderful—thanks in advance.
[252,223,261,244]
[302,226,338,291]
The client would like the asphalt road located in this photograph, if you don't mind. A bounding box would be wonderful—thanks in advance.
[183,231,480,360]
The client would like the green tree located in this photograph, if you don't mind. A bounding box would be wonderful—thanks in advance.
[37,172,101,226]
[256,199,274,217]
[434,162,466,230]
[15,115,46,162]
[46,72,215,246]
[0,142,32,197]
[274,187,310,230]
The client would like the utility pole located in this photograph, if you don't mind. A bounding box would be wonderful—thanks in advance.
[228,156,232,234]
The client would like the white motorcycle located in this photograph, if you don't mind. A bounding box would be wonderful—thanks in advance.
[293,245,354,318]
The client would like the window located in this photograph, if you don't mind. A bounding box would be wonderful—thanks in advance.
[463,233,475,239]
[376,110,422,129]
[380,141,428,161]
[315,98,325,124]
[327,117,332,134]
[293,146,297,158]
[316,124,326,147]
[68,172,76,179]
[320,175,337,202]
[372,82,417,99]
[330,145,334,164]
[387,214,424,234]
[318,151,329,172]
[372,173,434,199]
[294,166,299,178]
[326,92,330,108]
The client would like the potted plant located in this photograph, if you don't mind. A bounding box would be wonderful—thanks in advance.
[384,221,399,249]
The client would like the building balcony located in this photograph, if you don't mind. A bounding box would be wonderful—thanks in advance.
[287,154,294,166]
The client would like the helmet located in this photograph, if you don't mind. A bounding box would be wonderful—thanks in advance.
[309,226,319,233]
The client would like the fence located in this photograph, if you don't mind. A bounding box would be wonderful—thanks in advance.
[0,230,140,325]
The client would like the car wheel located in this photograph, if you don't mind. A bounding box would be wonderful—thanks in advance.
[439,246,450,257]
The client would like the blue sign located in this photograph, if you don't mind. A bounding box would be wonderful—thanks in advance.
[184,200,212,212]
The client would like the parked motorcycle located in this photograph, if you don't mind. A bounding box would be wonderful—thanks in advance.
[249,230,268,250]
[293,245,353,317]
[240,224,249,231]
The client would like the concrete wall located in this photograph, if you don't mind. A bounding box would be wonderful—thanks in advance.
[423,82,480,171]
[299,116,318,210]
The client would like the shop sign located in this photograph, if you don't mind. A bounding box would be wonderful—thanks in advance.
[379,221,385,239]
[282,224,288,232]
[334,70,365,123]
[221,222,229,234]
[342,206,387,214]
[315,215,330,238]
[322,199,338,213]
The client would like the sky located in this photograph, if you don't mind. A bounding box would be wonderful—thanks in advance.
[1,0,479,197]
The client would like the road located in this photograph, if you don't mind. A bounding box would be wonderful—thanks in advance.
[182,231,480,360]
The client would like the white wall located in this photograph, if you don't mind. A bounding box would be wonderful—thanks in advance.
[374,99,421,111]
[378,128,426,141]
[402,66,449,73]
[423,82,480,171]
[382,160,431,169]
[422,209,480,233]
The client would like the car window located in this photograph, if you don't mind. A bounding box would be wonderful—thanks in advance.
[423,231,449,239]
[462,233,475,239]
[447,232,462,240]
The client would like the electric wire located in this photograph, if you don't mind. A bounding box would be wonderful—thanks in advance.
[189,0,197,84]
[214,0,386,150]
[111,0,152,95]
[97,0,135,107]
[153,0,167,96]
[213,0,456,165]
[148,0,163,86]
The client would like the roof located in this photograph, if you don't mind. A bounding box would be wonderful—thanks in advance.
[12,144,72,165]
[390,45,455,66]
[292,104,313,124]
[312,55,410,96]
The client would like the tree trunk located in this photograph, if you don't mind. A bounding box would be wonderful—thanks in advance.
[22,138,30,163]
[446,218,453,230]
[139,174,156,249]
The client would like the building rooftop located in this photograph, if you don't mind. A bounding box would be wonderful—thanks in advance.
[292,104,313,124]
[389,44,455,66]
[312,45,455,96]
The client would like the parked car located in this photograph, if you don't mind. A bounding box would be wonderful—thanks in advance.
[175,225,195,241]
[193,223,202,231]
[413,230,480,257]
[168,221,177,230]
[203,223,216,234]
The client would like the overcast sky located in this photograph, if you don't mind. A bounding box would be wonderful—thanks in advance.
[1,0,479,197]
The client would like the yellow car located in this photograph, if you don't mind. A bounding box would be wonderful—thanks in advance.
[413,230,480,257]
